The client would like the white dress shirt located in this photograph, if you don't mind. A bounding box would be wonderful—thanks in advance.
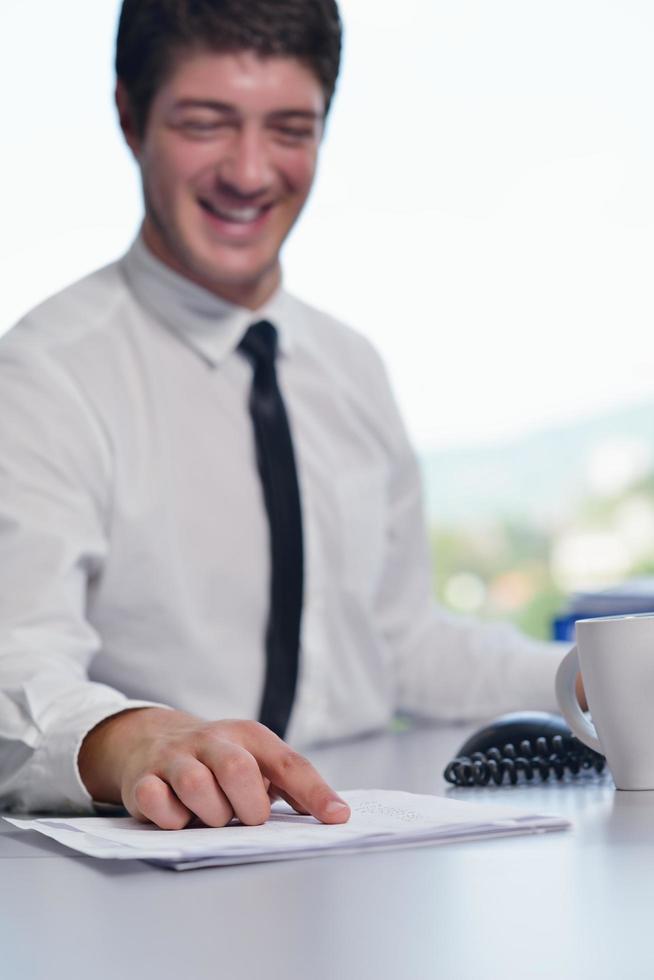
[0,238,566,813]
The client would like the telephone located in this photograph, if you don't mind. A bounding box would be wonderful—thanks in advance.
[443,711,606,787]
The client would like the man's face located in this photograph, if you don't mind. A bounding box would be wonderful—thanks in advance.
[119,51,325,308]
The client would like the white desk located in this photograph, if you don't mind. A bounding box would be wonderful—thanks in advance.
[2,722,654,980]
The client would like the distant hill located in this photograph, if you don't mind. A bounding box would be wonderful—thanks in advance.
[419,402,654,527]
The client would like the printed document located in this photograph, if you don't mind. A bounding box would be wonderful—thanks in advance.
[5,789,570,870]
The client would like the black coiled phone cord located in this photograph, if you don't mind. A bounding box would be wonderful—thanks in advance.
[444,734,606,787]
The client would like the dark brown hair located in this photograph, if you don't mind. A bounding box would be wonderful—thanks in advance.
[115,0,343,136]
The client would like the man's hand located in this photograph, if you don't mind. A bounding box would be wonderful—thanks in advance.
[78,708,351,830]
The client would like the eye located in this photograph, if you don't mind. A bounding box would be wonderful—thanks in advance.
[174,119,233,139]
[272,126,316,146]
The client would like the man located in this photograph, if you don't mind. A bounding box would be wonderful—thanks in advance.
[0,0,567,830]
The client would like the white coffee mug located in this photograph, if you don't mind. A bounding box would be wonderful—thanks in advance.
[556,613,654,790]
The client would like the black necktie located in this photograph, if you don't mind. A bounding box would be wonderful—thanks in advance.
[238,320,304,739]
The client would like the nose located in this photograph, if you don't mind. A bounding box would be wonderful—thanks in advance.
[217,125,273,197]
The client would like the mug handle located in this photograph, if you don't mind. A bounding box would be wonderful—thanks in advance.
[555,645,603,754]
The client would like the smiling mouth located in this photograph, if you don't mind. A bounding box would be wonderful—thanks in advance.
[198,199,272,225]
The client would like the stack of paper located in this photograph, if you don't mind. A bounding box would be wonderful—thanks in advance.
[5,789,570,870]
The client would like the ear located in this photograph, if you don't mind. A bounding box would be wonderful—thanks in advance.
[116,80,142,157]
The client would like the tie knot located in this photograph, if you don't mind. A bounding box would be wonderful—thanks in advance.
[238,320,278,366]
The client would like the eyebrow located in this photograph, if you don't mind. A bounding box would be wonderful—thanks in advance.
[172,99,324,121]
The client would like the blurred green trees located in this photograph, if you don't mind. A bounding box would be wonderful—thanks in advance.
[430,470,654,640]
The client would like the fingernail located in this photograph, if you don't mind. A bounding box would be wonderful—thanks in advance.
[324,800,350,817]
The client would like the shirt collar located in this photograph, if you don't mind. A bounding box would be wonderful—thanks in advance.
[120,236,295,367]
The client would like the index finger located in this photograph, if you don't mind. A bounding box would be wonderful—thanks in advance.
[240,724,350,824]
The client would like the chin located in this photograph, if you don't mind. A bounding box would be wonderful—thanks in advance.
[192,257,277,302]
[159,222,278,301]
[199,248,277,285]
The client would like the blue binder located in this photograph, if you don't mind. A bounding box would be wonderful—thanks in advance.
[553,578,654,641]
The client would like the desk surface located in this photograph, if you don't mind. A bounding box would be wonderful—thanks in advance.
[3,722,653,980]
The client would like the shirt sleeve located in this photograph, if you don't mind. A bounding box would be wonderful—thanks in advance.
[369,357,569,722]
[0,342,163,813]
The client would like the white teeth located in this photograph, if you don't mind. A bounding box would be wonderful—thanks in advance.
[202,201,264,223]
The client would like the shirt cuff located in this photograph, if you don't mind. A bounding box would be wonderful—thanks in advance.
[48,700,171,813]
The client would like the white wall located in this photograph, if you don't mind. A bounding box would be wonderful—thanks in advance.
[2,1,654,451]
